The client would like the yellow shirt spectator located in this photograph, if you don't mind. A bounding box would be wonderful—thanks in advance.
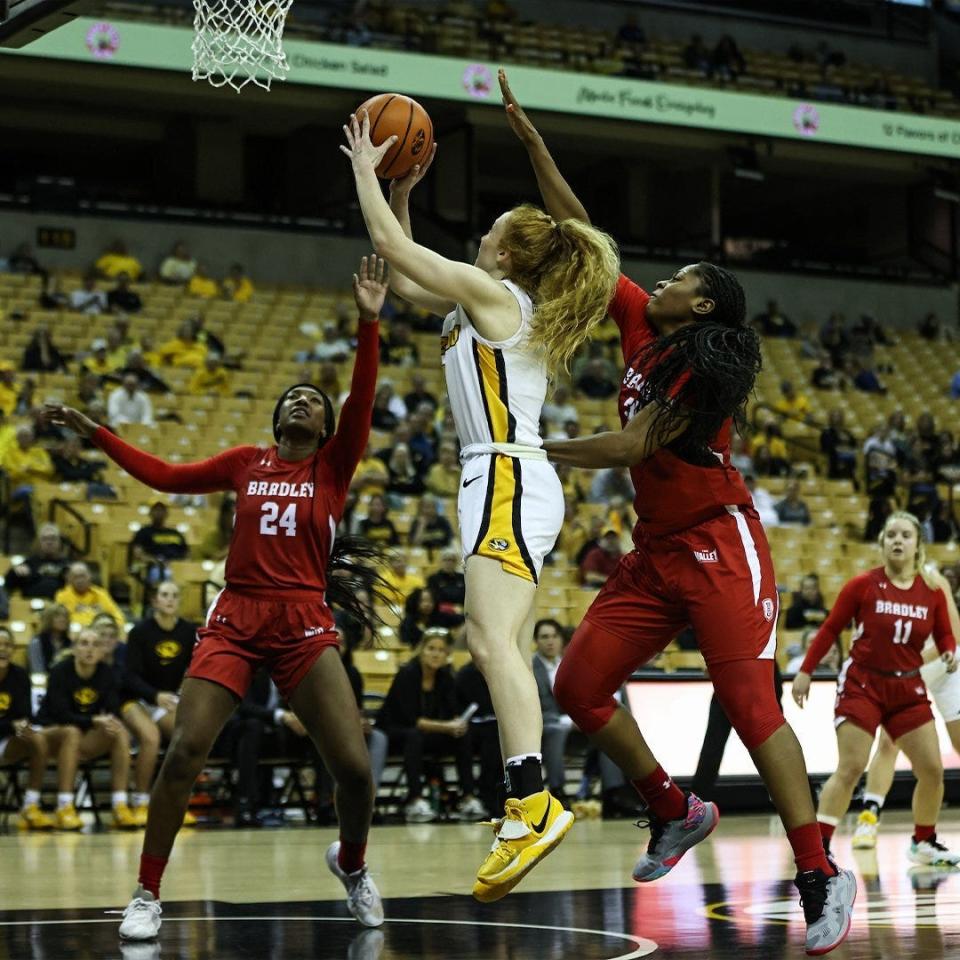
[189,365,231,396]
[187,273,219,299]
[95,250,143,280]
[0,366,18,417]
[158,332,207,369]
[352,454,389,495]
[1,427,55,486]
[222,269,254,303]
[55,583,126,630]
[774,382,810,421]
[381,564,425,609]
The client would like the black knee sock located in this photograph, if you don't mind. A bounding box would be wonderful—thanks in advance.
[504,755,544,800]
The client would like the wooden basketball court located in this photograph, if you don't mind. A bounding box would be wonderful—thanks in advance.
[2,809,957,959]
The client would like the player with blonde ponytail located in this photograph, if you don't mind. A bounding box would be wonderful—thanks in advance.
[342,111,620,902]
[794,510,960,867]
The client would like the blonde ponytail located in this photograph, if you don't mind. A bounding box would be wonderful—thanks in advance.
[878,510,937,587]
[500,204,620,374]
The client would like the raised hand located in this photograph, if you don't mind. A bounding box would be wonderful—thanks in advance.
[389,142,437,198]
[340,111,398,171]
[42,403,98,438]
[499,68,540,144]
[353,254,389,323]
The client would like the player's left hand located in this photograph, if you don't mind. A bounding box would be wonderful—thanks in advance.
[942,650,957,673]
[340,112,398,171]
[353,254,389,323]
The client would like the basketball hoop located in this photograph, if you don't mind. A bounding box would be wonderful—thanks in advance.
[191,0,295,93]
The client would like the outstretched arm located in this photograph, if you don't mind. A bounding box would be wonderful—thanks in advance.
[42,404,251,494]
[341,113,512,325]
[499,69,590,224]
[543,402,685,469]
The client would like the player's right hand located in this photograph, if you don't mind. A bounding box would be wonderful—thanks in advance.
[41,403,98,438]
[791,671,811,708]
[499,68,540,144]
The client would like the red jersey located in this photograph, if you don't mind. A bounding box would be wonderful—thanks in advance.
[93,323,379,601]
[801,566,956,675]
[609,274,751,538]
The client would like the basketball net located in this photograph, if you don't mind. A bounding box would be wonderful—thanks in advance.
[191,0,295,93]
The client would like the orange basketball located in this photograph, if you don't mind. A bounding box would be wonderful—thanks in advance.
[354,93,433,180]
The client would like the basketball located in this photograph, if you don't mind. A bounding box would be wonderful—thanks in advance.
[353,93,434,180]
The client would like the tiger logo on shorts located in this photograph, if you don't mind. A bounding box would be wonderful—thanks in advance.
[155,639,182,664]
[487,538,510,552]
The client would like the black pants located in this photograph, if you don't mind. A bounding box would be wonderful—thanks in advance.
[388,727,475,800]
[692,663,784,800]
[468,720,503,813]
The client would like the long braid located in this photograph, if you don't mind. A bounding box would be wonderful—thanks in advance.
[637,263,761,458]
[326,534,395,635]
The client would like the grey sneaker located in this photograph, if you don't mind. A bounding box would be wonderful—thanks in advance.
[118,886,162,941]
[909,836,960,867]
[632,793,719,882]
[326,841,384,928]
[795,866,856,956]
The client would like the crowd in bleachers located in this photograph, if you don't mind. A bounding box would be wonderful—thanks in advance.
[2,231,960,831]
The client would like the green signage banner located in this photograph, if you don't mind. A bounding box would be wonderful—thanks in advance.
[6,17,960,158]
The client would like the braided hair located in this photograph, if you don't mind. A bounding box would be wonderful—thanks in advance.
[637,262,761,460]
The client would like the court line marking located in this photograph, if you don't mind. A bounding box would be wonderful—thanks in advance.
[0,914,658,959]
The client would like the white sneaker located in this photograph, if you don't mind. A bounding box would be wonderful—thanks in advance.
[118,887,162,940]
[456,796,487,820]
[325,841,385,928]
[851,810,878,850]
[404,797,437,823]
[910,837,960,867]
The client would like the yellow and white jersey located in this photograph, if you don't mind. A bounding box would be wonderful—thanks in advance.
[440,279,546,451]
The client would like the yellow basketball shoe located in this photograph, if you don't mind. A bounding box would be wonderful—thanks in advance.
[19,804,56,830]
[56,803,83,831]
[852,810,878,850]
[472,790,574,903]
[132,804,149,828]
[113,802,139,830]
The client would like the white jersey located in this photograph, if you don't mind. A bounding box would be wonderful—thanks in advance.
[440,280,546,452]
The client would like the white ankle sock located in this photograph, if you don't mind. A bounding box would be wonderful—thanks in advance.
[132,793,150,808]
[112,791,128,809]
[57,792,73,810]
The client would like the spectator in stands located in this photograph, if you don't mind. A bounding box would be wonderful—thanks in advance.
[107,373,154,426]
[1,423,54,494]
[0,361,21,417]
[426,547,466,629]
[541,384,578,434]
[754,299,796,338]
[579,529,623,587]
[27,603,71,674]
[928,501,958,544]
[937,432,960,484]
[187,314,227,359]
[380,319,419,367]
[376,628,482,822]
[399,587,444,648]
[119,350,170,395]
[774,379,811,423]
[315,362,343,404]
[820,409,858,481]
[850,313,890,353]
[409,496,453,551]
[186,262,219,299]
[22,325,68,373]
[55,562,126,630]
[775,478,811,525]
[919,312,942,341]
[407,405,438,468]
[7,524,70,600]
[864,419,897,463]
[385,443,425,497]
[69,274,107,315]
[455,658,502,816]
[188,352,231,397]
[82,339,119,380]
[382,553,425,611]
[312,323,352,363]
[587,467,633,504]
[159,321,207,369]
[864,494,895,543]
[159,241,197,285]
[107,273,143,314]
[751,420,790,476]
[914,412,943,471]
[51,433,110,488]
[785,635,841,676]
[847,356,886,394]
[712,34,745,80]
[371,382,406,430]
[425,440,460,497]
[351,441,390,496]
[785,574,828,631]
[0,626,56,829]
[819,312,849,366]
[36,626,137,829]
[38,275,68,310]
[575,357,618,399]
[810,350,844,390]
[132,501,189,584]
[404,372,437,414]
[683,33,711,73]
[8,242,46,279]
[221,263,254,303]
[743,474,779,528]
[358,494,399,546]
[197,494,236,561]
[94,240,142,281]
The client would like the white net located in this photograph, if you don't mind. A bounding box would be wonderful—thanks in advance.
[192,0,295,93]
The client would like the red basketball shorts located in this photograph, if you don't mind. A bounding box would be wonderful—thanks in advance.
[187,589,339,700]
[555,506,785,746]
[834,659,934,741]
